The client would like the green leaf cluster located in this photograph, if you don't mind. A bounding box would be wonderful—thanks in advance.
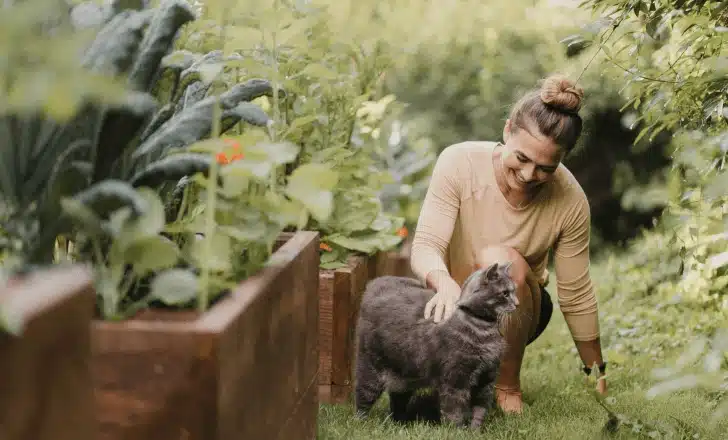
[0,0,301,320]
[574,0,728,423]
[174,0,408,267]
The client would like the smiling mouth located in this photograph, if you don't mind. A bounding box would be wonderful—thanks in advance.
[513,172,529,186]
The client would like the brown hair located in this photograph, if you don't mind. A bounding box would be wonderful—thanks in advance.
[508,74,584,153]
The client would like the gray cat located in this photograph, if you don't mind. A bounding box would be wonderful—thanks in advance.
[354,262,517,428]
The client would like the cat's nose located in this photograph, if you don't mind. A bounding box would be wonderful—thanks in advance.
[513,296,520,307]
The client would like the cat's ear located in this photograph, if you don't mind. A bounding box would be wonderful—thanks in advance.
[501,261,513,276]
[484,262,499,281]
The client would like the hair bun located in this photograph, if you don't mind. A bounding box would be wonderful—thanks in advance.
[540,74,584,113]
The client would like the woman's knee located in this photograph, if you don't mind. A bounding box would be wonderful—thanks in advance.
[476,245,530,287]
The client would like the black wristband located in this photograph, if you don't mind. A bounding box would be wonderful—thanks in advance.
[582,362,607,376]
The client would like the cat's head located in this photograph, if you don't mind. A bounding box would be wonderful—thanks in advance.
[456,262,518,321]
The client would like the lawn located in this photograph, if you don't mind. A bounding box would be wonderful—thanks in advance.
[317,259,728,440]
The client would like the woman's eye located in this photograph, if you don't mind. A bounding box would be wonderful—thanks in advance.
[517,155,528,163]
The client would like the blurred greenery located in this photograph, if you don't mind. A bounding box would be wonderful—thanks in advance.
[378,3,673,250]
[0,0,725,431]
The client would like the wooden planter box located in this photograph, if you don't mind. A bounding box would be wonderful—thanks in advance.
[318,251,377,404]
[374,237,415,279]
[92,231,320,440]
[0,265,95,440]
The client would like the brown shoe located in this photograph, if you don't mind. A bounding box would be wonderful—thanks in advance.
[495,385,524,415]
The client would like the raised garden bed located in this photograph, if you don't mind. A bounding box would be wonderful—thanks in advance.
[318,251,377,404]
[373,236,415,279]
[92,231,320,440]
[0,265,95,440]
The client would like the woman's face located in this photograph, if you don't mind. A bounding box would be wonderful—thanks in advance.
[500,119,564,193]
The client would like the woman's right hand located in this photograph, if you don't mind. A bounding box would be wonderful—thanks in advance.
[424,273,462,323]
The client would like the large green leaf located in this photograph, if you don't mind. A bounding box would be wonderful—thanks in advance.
[81,9,153,75]
[113,187,166,242]
[73,179,147,219]
[243,141,300,165]
[161,50,201,72]
[172,50,223,107]
[125,234,180,276]
[138,103,175,142]
[129,153,212,188]
[133,83,273,160]
[285,163,339,222]
[127,0,196,92]
[176,80,210,112]
[328,188,381,233]
[220,78,277,105]
[156,50,202,102]
[188,232,233,272]
[59,197,107,237]
[149,268,199,306]
[93,91,159,182]
[326,232,403,254]
[221,101,271,129]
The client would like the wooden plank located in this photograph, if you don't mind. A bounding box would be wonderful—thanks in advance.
[0,265,95,440]
[92,231,320,440]
[318,253,373,404]
[318,271,335,386]
[214,230,319,440]
[375,238,415,279]
[330,263,353,387]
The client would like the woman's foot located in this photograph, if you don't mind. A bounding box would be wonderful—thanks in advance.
[495,385,524,414]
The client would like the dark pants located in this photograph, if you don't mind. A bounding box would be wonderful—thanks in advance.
[527,285,553,345]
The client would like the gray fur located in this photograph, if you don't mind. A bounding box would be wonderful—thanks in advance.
[354,262,517,428]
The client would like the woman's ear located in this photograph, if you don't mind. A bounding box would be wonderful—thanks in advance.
[503,119,512,142]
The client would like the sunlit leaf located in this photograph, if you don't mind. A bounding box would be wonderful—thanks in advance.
[125,234,180,276]
[285,163,339,222]
[149,268,199,305]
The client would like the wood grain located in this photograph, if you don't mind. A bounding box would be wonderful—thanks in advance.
[92,231,320,440]
[318,252,376,404]
[0,265,95,440]
[374,237,416,279]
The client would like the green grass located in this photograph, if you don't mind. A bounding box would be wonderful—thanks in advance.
[317,263,728,439]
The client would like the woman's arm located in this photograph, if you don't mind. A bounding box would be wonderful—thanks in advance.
[410,145,464,287]
[552,191,604,370]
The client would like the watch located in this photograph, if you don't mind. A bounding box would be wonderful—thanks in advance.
[582,362,607,376]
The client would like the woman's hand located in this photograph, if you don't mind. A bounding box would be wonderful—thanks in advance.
[424,272,462,323]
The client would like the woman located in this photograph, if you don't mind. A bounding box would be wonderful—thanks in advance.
[410,74,607,415]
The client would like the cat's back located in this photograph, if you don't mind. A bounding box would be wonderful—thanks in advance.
[359,276,433,324]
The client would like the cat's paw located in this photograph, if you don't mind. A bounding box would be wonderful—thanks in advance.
[469,406,487,429]
[354,409,370,420]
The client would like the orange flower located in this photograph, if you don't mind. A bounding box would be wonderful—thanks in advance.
[396,226,408,238]
[216,138,245,164]
[216,152,229,164]
[320,242,332,252]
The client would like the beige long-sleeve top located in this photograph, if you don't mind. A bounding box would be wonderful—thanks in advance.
[410,141,599,341]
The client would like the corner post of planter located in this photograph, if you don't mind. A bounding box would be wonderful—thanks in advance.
[318,252,371,404]
[0,265,95,440]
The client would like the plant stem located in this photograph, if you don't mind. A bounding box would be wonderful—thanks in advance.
[270,0,281,190]
[199,5,228,313]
